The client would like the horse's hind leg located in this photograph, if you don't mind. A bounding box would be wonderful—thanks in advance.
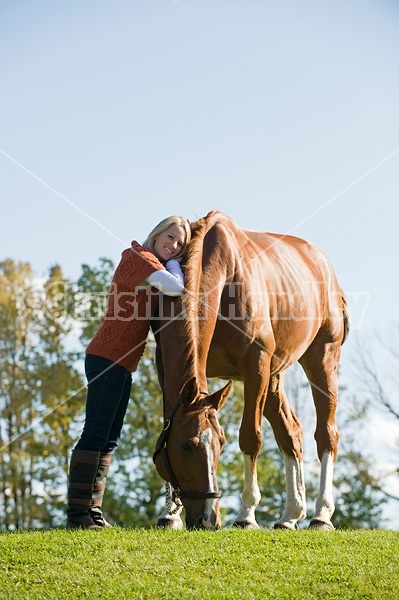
[263,374,307,530]
[300,336,342,531]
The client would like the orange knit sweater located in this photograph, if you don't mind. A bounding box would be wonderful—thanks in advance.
[86,241,165,372]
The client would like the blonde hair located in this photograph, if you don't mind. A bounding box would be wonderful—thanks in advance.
[142,216,191,260]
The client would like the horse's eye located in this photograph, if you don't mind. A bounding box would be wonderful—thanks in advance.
[181,440,195,453]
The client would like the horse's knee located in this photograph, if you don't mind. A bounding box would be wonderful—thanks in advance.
[265,390,304,459]
[269,415,303,459]
[315,424,339,460]
[278,427,303,459]
[239,428,262,457]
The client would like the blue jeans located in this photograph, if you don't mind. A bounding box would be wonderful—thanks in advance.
[75,355,132,453]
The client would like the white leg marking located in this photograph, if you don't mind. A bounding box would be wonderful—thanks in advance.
[200,427,218,529]
[313,450,335,525]
[235,454,261,528]
[274,454,306,529]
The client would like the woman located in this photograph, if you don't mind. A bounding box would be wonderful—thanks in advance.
[66,216,191,529]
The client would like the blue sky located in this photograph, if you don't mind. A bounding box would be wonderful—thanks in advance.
[1,1,398,334]
[1,0,399,523]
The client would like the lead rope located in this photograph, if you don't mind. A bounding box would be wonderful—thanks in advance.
[166,482,183,515]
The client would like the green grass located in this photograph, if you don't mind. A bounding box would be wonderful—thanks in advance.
[0,528,398,599]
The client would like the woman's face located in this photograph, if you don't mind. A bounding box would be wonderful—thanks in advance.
[153,224,187,262]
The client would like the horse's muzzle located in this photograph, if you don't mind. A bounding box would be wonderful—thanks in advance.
[200,516,221,530]
[186,514,220,530]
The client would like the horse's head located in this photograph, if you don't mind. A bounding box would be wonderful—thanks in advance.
[154,377,232,529]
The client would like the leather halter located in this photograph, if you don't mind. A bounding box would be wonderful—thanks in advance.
[153,398,222,501]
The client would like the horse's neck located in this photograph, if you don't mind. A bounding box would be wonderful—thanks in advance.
[182,217,235,391]
[194,244,232,373]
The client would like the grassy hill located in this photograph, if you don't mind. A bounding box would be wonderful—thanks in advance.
[0,528,398,599]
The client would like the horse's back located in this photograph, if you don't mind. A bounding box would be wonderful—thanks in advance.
[244,229,334,276]
[239,227,344,316]
[213,215,339,284]
[206,216,347,375]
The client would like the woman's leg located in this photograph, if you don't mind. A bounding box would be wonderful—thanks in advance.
[90,371,133,525]
[67,355,132,528]
[75,355,132,452]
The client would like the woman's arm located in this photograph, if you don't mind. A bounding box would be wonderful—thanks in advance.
[143,260,185,296]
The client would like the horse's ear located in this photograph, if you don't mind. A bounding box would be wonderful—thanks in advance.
[210,380,233,411]
[180,377,200,406]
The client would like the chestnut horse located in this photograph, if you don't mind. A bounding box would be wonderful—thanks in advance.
[153,210,349,530]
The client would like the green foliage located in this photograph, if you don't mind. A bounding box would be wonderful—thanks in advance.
[0,259,44,529]
[73,257,115,344]
[333,450,387,529]
[0,261,85,529]
[0,529,398,599]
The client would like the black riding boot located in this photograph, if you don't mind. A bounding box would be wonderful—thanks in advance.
[66,449,101,529]
[90,452,113,527]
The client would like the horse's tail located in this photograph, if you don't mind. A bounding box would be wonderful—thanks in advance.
[341,290,350,344]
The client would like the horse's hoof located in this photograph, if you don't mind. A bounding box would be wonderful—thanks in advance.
[233,520,259,530]
[308,519,334,531]
[273,522,298,530]
[156,518,184,530]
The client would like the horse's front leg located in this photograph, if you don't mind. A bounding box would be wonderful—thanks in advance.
[264,375,307,529]
[156,482,184,530]
[233,454,261,529]
[233,355,270,529]
[274,454,306,529]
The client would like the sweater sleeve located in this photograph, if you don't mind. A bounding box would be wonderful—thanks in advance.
[113,242,166,291]
[144,268,184,296]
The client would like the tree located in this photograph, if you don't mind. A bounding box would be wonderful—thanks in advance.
[0,259,42,529]
[32,265,86,527]
[352,331,399,504]
[0,261,86,529]
[73,257,115,345]
[333,448,387,529]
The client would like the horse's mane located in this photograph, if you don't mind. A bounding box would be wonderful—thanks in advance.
[184,210,228,294]
[184,217,206,295]
[180,211,226,358]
